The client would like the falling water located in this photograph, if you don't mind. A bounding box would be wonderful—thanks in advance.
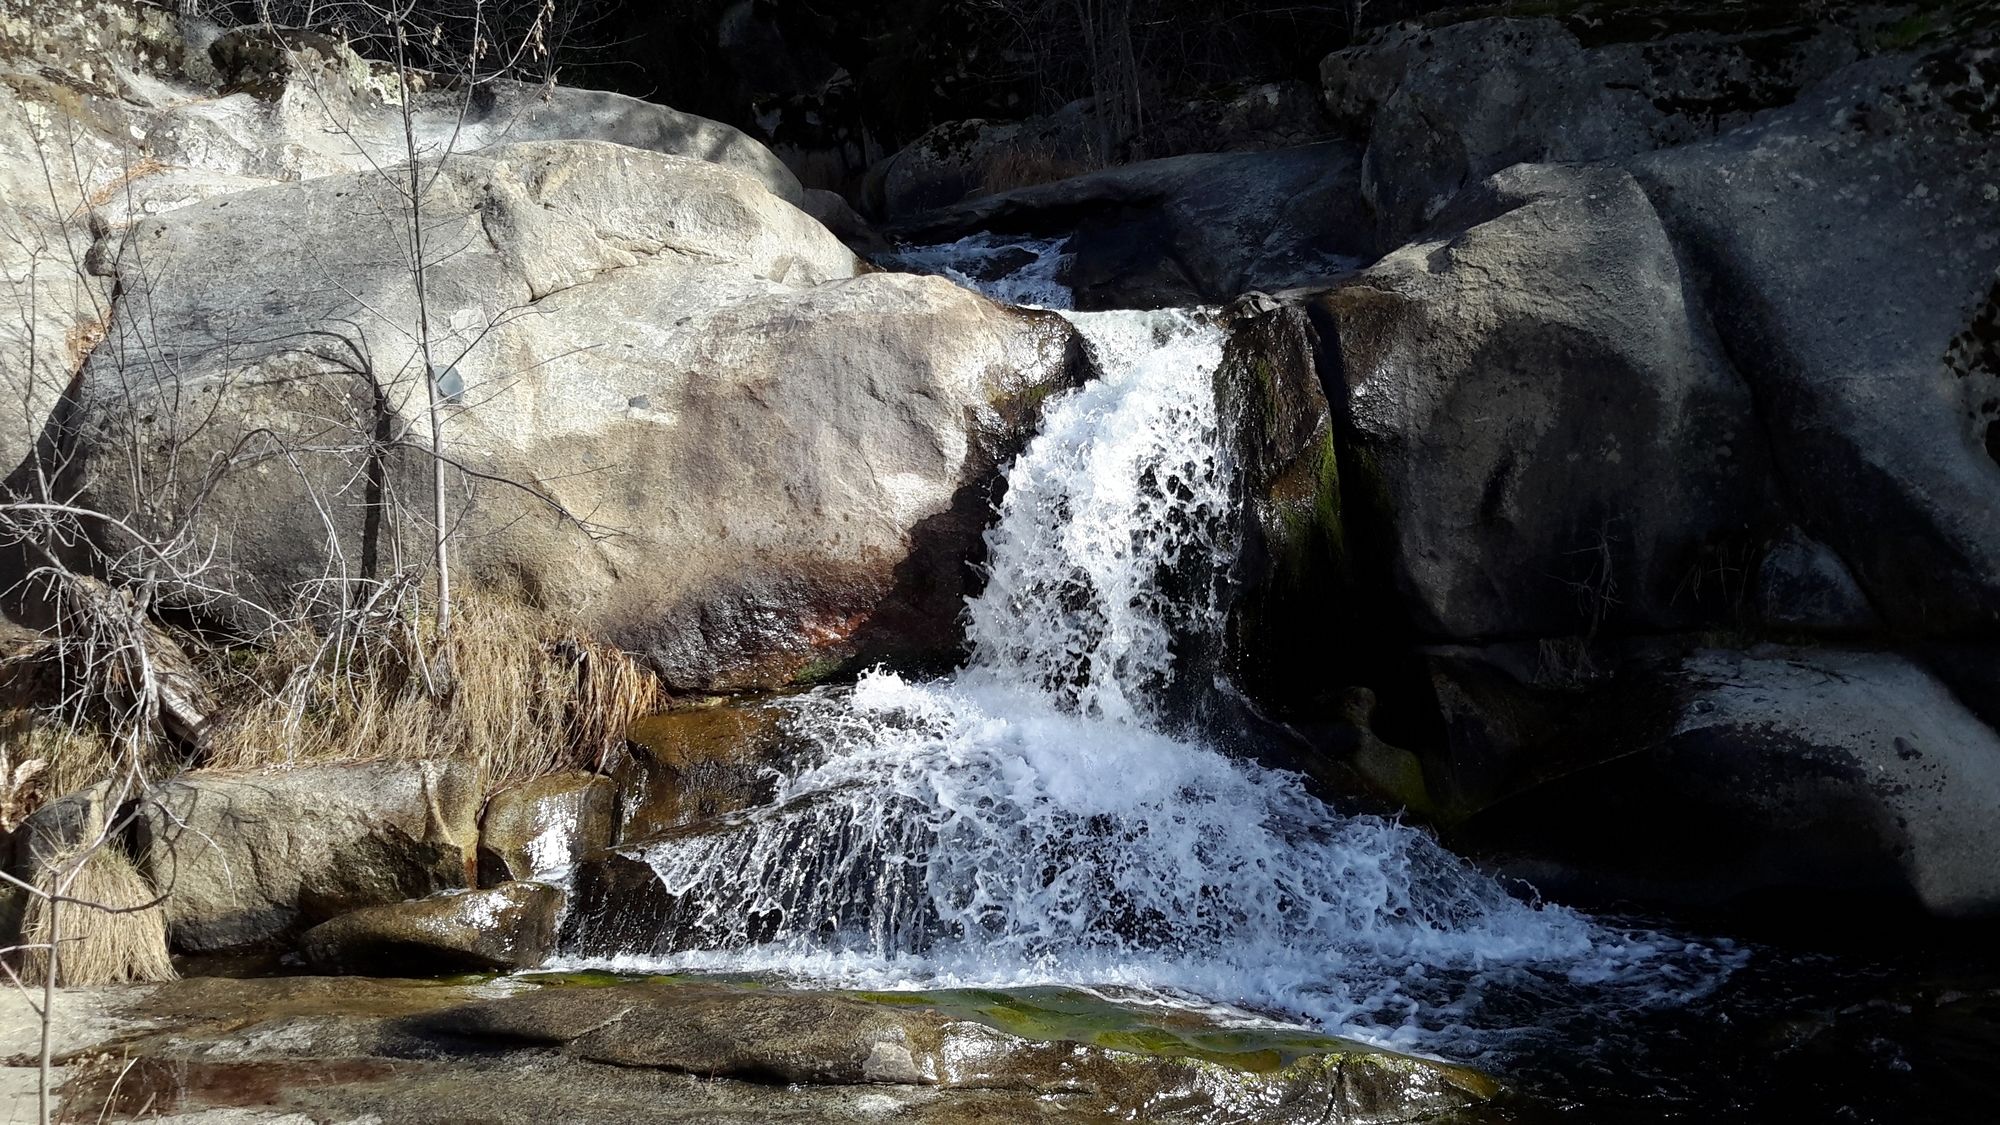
[564,235,1733,1058]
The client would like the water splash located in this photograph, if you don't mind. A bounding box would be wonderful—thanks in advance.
[881,232,1074,308]
[561,248,1735,1060]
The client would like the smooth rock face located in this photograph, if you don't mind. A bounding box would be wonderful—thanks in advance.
[67,138,1084,691]
[1319,162,1774,642]
[1630,47,2000,634]
[129,761,484,953]
[1464,646,2000,916]
[894,142,1369,308]
[299,881,565,974]
[478,773,616,885]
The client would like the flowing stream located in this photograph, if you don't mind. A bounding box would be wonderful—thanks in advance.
[566,233,1738,1065]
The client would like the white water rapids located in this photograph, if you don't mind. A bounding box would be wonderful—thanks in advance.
[563,234,1733,1057]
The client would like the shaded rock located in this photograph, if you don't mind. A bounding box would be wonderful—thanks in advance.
[871,81,1332,222]
[1323,15,1867,247]
[477,772,615,886]
[1629,46,2000,634]
[128,761,483,953]
[0,780,123,948]
[1216,300,1346,719]
[1755,527,1881,633]
[874,113,1102,221]
[1316,162,1775,642]
[1463,645,2000,917]
[800,187,890,257]
[66,139,1086,692]
[892,142,1368,309]
[558,850,677,959]
[299,881,564,974]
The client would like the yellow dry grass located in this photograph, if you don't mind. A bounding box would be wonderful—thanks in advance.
[16,845,176,986]
[204,592,661,786]
[979,148,1100,195]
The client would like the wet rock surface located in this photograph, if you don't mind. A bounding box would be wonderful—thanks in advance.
[478,772,616,885]
[38,975,1497,1124]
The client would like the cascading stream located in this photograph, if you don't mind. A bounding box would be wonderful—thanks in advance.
[566,234,1733,1059]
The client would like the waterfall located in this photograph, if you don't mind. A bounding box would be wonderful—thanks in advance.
[566,236,1731,1056]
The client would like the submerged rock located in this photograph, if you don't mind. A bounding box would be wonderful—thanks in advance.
[300,882,565,974]
[128,761,484,953]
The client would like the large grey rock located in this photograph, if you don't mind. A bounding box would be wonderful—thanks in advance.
[1322,15,1867,247]
[66,139,1084,691]
[1630,47,2000,635]
[1317,162,1774,642]
[299,881,564,974]
[896,141,1369,309]
[129,760,484,952]
[0,3,808,481]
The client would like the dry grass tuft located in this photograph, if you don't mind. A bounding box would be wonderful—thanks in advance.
[979,148,1099,195]
[206,592,662,785]
[0,711,116,827]
[17,846,176,986]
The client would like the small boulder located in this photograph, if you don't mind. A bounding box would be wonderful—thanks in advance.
[558,850,678,959]
[129,760,484,953]
[1755,528,1881,633]
[300,881,564,974]
[478,772,616,885]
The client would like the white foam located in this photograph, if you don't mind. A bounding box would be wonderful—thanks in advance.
[881,233,1074,308]
[556,262,1737,1058]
